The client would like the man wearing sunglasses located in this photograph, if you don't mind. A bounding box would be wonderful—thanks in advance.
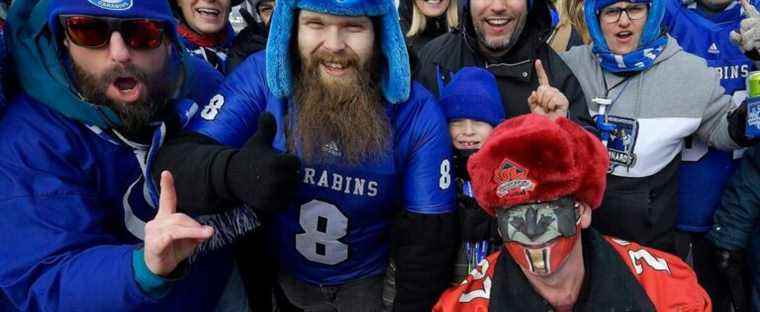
[0,0,264,311]
[152,0,458,311]
[433,114,711,311]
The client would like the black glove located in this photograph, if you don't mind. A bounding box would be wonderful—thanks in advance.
[714,247,751,311]
[458,195,498,242]
[226,112,301,213]
[728,101,760,147]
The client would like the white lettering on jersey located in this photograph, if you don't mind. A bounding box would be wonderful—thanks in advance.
[302,167,380,198]
[459,259,492,302]
[628,249,671,275]
[367,182,378,197]
[303,168,316,184]
[295,200,348,265]
[200,95,225,121]
[439,159,451,190]
[716,65,750,80]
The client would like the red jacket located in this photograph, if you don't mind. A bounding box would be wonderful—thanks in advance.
[434,230,711,312]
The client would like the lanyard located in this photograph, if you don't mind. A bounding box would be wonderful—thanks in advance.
[595,71,632,147]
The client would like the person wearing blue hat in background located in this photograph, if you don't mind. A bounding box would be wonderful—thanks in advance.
[559,0,759,259]
[151,0,458,311]
[0,0,258,310]
[439,67,506,284]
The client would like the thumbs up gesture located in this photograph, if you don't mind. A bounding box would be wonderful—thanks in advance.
[528,60,569,121]
[730,0,760,55]
[144,171,214,276]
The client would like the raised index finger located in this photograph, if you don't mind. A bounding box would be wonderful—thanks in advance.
[743,0,760,18]
[534,59,551,87]
[156,171,178,218]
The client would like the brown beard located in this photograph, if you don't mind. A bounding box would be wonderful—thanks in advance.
[290,49,391,165]
[72,60,173,139]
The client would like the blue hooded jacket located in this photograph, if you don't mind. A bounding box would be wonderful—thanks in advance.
[0,0,232,311]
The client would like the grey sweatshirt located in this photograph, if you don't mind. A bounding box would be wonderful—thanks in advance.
[560,35,740,179]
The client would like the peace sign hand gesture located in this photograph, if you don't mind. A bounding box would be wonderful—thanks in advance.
[528,60,569,121]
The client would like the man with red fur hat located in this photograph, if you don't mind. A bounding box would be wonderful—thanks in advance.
[434,114,712,311]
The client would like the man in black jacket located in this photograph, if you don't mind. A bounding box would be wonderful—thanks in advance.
[414,0,593,273]
[415,0,591,125]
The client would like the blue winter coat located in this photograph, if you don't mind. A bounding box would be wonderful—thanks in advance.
[0,0,232,311]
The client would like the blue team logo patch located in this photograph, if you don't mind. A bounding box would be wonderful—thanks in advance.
[87,0,133,11]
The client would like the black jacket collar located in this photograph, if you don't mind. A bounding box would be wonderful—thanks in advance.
[489,229,656,312]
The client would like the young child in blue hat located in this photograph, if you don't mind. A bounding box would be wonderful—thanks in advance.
[439,66,506,282]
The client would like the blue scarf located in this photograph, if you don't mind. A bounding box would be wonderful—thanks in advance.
[592,35,668,73]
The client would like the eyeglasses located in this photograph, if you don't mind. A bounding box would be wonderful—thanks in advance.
[59,15,167,50]
[598,4,649,24]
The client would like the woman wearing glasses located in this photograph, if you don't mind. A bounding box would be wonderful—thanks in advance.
[171,0,244,74]
[559,0,758,258]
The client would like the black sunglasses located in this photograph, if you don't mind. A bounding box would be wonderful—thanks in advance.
[59,15,167,50]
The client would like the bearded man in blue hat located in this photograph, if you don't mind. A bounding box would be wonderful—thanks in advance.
[152,0,458,311]
[0,0,289,310]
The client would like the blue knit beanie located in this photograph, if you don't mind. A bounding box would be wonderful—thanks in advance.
[48,0,178,43]
[266,0,410,104]
[439,67,505,127]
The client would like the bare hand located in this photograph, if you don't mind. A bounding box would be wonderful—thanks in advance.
[730,0,760,53]
[528,60,569,121]
[144,171,214,276]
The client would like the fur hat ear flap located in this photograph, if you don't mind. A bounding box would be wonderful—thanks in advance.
[265,0,410,104]
[265,0,296,99]
[378,7,411,104]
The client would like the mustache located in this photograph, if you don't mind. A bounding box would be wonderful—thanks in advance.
[99,64,149,87]
[310,49,360,69]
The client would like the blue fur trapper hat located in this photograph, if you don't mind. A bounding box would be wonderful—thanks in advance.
[439,67,505,127]
[48,0,179,43]
[266,0,410,104]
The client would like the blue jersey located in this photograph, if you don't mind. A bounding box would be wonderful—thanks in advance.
[190,51,456,285]
[663,0,757,231]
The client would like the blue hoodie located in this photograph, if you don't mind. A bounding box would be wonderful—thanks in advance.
[0,0,232,311]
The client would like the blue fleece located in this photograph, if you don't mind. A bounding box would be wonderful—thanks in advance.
[265,0,410,104]
[132,249,172,299]
[438,67,505,127]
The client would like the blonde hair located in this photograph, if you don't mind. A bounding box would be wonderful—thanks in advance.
[407,0,459,38]
[556,0,591,44]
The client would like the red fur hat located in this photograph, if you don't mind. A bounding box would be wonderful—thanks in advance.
[468,114,609,216]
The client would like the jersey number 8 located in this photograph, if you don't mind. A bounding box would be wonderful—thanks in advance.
[295,200,349,265]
